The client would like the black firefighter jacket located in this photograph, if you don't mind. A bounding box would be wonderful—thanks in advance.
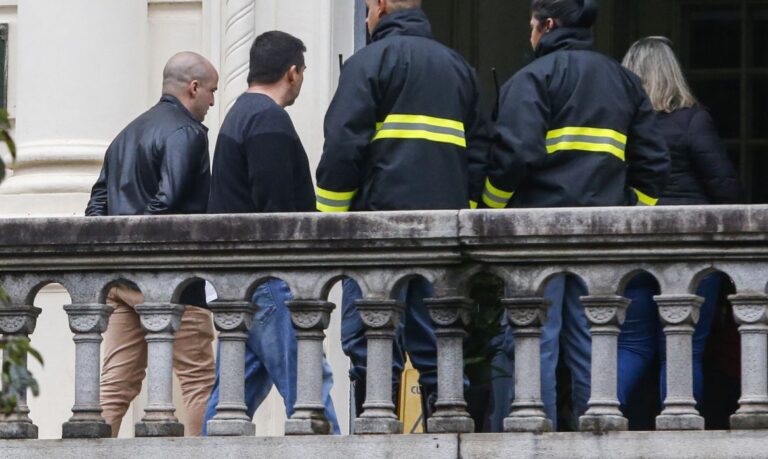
[315,8,489,212]
[482,27,670,209]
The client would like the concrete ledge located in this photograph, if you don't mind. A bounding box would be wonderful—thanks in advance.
[460,431,768,459]
[0,434,458,459]
[3,431,768,459]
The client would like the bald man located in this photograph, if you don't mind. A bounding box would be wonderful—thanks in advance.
[86,52,219,437]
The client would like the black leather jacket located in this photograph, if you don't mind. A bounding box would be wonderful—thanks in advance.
[86,95,210,216]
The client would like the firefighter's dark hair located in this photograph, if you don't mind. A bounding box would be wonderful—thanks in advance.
[531,0,598,28]
[248,31,306,85]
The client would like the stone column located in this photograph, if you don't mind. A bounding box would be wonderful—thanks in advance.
[352,299,404,434]
[206,301,257,436]
[655,294,705,430]
[0,306,41,439]
[0,0,147,215]
[61,303,113,438]
[221,0,256,114]
[578,295,630,432]
[503,297,552,433]
[134,303,185,437]
[729,294,768,429]
[424,297,474,433]
[285,300,335,435]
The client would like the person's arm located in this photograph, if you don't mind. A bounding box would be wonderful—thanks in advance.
[245,130,303,213]
[465,69,492,209]
[85,149,111,216]
[315,56,378,212]
[480,70,550,209]
[687,108,743,204]
[625,92,670,206]
[145,126,208,214]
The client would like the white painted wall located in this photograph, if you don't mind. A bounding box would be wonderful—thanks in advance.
[0,0,357,438]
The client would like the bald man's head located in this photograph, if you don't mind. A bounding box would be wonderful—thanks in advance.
[162,52,219,122]
[162,52,216,94]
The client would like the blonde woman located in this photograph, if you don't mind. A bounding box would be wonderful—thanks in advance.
[617,37,741,422]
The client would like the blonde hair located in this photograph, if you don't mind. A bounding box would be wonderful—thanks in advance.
[622,37,697,113]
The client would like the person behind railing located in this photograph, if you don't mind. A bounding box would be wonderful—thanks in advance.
[203,31,340,434]
[85,52,220,436]
[481,0,670,430]
[617,37,742,422]
[315,0,490,422]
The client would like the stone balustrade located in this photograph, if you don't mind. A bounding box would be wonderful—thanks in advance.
[1,206,768,440]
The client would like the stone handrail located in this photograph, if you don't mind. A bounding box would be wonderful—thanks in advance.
[0,205,767,438]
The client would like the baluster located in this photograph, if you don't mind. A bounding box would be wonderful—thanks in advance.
[424,297,474,433]
[729,294,768,429]
[0,306,42,439]
[62,303,113,438]
[352,299,403,434]
[655,294,704,430]
[134,303,185,437]
[207,301,257,436]
[578,295,630,432]
[503,297,552,433]
[285,299,335,435]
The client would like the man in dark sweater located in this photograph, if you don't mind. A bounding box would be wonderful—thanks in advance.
[203,31,339,434]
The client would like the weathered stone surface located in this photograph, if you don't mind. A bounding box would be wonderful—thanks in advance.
[0,421,37,440]
[134,421,184,438]
[3,432,768,458]
[61,421,111,439]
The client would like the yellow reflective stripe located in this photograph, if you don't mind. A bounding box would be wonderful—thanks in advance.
[469,200,478,209]
[546,141,626,161]
[383,114,464,132]
[485,178,514,199]
[547,127,627,144]
[482,178,514,209]
[316,187,357,201]
[316,201,350,213]
[633,188,659,206]
[372,129,466,148]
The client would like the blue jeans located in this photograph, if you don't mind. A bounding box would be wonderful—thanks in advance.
[618,272,719,412]
[496,274,591,431]
[341,277,438,393]
[203,279,340,435]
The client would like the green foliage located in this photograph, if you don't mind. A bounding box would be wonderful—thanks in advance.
[0,113,38,416]
[0,108,14,183]
[0,337,43,415]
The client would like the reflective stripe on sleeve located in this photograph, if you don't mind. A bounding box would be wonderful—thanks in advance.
[372,114,466,148]
[546,127,627,161]
[316,187,357,212]
[632,188,659,207]
[469,200,478,209]
[482,178,514,209]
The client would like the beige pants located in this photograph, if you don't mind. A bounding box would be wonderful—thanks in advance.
[100,284,216,437]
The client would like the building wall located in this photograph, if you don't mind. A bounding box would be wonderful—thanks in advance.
[0,0,357,438]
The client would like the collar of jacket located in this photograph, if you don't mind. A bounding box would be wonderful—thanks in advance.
[371,8,433,42]
[159,94,208,132]
[534,27,594,58]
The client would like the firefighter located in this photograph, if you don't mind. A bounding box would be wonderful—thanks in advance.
[315,0,489,425]
[483,0,670,430]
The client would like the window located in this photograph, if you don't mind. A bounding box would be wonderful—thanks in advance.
[682,1,768,203]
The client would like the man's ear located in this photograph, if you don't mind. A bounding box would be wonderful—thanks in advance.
[544,18,556,32]
[378,0,388,16]
[286,65,298,83]
[189,80,200,97]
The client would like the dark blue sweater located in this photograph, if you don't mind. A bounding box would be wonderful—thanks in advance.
[208,93,315,213]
